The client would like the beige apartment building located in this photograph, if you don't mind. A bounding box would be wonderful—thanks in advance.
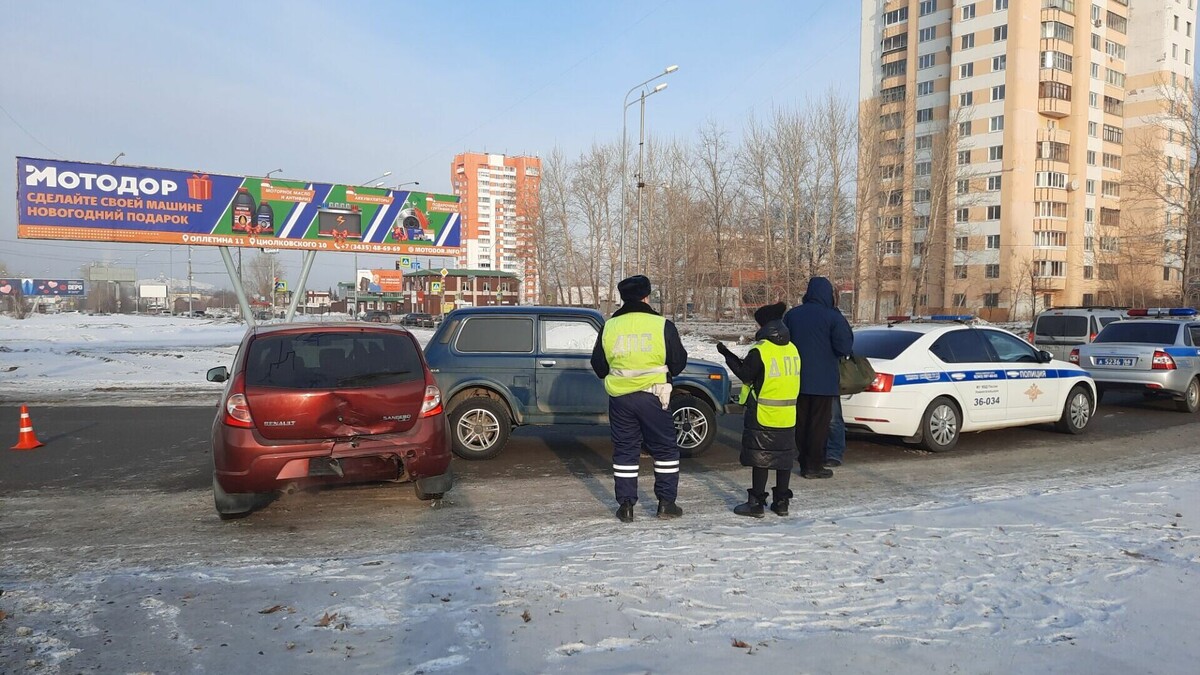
[857,0,1197,322]
[451,152,542,303]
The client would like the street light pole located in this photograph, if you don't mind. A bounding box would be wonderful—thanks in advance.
[635,83,667,273]
[620,65,678,280]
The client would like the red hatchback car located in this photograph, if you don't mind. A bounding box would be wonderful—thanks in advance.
[206,323,453,518]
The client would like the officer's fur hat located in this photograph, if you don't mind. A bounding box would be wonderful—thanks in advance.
[618,275,652,302]
[753,302,787,326]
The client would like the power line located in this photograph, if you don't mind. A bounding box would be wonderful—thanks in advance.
[0,102,62,158]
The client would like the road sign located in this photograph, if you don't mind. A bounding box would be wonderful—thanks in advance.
[274,280,287,292]
[412,261,422,270]
[431,281,442,293]
[399,256,412,269]
[440,267,448,278]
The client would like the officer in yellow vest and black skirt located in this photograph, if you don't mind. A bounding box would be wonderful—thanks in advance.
[716,302,801,517]
[591,275,689,522]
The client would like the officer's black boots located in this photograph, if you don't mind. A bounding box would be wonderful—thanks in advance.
[733,489,768,518]
[657,500,683,519]
[770,488,793,517]
[616,502,635,522]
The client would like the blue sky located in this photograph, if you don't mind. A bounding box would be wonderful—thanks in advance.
[0,0,860,291]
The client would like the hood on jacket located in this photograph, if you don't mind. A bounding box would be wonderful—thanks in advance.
[755,319,791,346]
[802,276,836,308]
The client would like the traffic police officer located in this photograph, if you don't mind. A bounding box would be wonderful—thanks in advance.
[591,275,689,522]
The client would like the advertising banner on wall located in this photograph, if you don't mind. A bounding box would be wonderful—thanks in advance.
[0,279,86,297]
[16,157,462,255]
[356,269,404,294]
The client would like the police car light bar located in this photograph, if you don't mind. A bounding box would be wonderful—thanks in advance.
[1126,308,1198,317]
[886,314,975,323]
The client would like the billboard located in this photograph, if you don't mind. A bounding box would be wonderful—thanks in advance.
[0,279,86,297]
[356,269,404,294]
[139,283,168,299]
[16,157,462,255]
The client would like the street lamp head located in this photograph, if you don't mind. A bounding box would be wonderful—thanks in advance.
[665,65,679,74]
[654,83,668,92]
[109,152,125,165]
[265,169,283,179]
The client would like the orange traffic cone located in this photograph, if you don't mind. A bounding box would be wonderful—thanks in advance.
[10,405,45,450]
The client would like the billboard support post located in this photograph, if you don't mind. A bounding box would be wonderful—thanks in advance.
[219,247,255,327]
[284,250,317,322]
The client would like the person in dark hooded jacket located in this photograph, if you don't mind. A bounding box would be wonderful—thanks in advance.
[716,302,801,517]
[783,277,853,478]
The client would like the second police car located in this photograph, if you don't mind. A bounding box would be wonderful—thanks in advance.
[1071,308,1200,413]
[842,315,1096,452]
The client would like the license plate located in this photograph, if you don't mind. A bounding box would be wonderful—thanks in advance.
[1095,357,1136,367]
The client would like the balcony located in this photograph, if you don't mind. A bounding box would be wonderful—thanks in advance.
[1038,97,1071,118]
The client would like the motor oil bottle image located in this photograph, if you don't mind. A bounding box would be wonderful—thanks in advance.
[231,187,256,234]
[255,201,275,236]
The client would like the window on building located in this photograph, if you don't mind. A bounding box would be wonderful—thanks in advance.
[962,3,976,20]
[1036,171,1068,188]
[994,0,1008,9]
[987,175,1002,191]
[987,206,1002,221]
[959,120,972,137]
[1086,209,1094,224]
[1038,140,1070,161]
[953,293,967,308]
[917,107,934,122]
[919,26,936,42]
[915,215,930,229]
[955,265,968,279]
[958,179,971,195]
[1041,51,1073,72]
[957,207,970,222]
[883,7,909,25]
[989,146,1003,161]
[989,115,1004,132]
[960,63,974,78]
[958,150,972,165]
[915,160,932,176]
[985,264,1001,278]
[1084,266,1094,280]
[959,91,974,106]
[882,33,909,54]
[1105,40,1126,59]
[955,236,970,250]
[1088,121,1098,137]
[1098,263,1118,280]
[919,54,936,69]
[993,24,1007,41]
[992,54,1006,71]
[1103,124,1123,144]
[1092,33,1102,50]
[1106,11,1127,34]
[914,188,931,203]
[917,80,935,96]
[919,0,938,16]
[881,84,907,103]
[1164,266,1173,282]
[1091,63,1100,79]
[991,84,1006,101]
[1040,80,1072,101]
[1042,21,1074,42]
[882,59,907,78]
[913,242,926,256]
[1086,179,1095,194]
[915,134,933,150]
[962,33,975,49]
[884,240,902,255]
[1087,150,1096,165]
[1036,202,1068,218]
[1105,68,1125,87]
[1100,236,1119,252]
[1033,231,1068,247]
[1101,180,1121,198]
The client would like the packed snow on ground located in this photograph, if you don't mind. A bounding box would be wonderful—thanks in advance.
[2,471,1197,673]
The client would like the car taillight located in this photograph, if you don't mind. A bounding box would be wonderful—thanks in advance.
[420,384,443,417]
[1152,350,1177,370]
[1068,348,1080,364]
[1089,333,1097,341]
[866,373,894,393]
[1026,331,1035,343]
[223,373,254,428]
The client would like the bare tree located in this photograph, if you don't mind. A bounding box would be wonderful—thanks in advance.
[245,252,276,302]
[693,121,739,321]
[571,143,620,312]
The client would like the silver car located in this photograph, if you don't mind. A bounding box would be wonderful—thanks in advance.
[1072,309,1200,413]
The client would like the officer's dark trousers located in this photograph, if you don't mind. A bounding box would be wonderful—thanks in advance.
[610,391,679,505]
[795,394,834,475]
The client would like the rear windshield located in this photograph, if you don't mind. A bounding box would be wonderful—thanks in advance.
[853,330,922,360]
[1093,323,1180,345]
[1035,315,1088,337]
[245,331,424,389]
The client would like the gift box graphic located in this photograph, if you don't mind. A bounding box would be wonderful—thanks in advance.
[187,174,213,200]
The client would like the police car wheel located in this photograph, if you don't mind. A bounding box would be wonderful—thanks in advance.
[1175,377,1200,414]
[918,397,960,453]
[449,397,511,460]
[671,394,716,457]
[1056,385,1093,434]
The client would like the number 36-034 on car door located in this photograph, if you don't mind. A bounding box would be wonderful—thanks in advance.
[973,396,1001,406]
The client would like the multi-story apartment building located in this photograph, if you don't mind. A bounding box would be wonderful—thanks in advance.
[857,0,1196,322]
[451,152,542,303]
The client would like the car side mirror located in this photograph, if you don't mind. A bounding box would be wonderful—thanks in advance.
[1037,350,1053,364]
[207,366,229,383]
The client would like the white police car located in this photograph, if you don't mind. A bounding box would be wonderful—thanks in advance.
[843,316,1096,452]
[1071,308,1200,413]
